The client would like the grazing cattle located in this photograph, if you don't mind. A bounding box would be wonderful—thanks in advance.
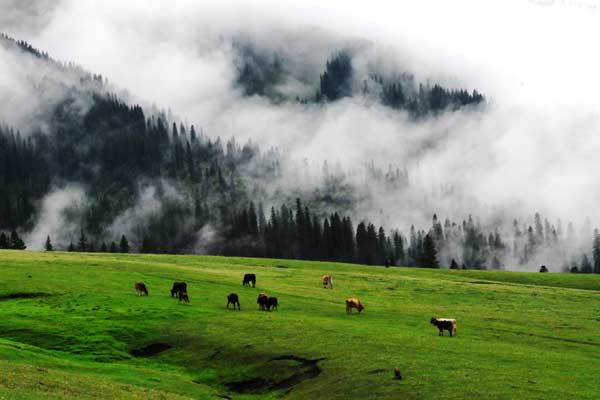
[134,281,148,296]
[430,317,457,337]
[322,275,333,289]
[243,273,256,288]
[227,293,240,310]
[539,265,549,273]
[257,293,269,310]
[345,298,364,314]
[266,296,278,311]
[171,282,187,298]
[178,291,190,303]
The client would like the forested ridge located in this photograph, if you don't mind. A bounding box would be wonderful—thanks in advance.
[2,33,599,274]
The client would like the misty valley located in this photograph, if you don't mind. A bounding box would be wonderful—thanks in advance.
[1,3,600,399]
[1,33,598,274]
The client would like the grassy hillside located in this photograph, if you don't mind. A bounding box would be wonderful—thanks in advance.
[0,250,599,399]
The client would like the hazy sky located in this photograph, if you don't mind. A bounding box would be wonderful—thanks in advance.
[5,0,600,108]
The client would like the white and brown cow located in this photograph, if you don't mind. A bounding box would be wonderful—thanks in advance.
[322,275,333,289]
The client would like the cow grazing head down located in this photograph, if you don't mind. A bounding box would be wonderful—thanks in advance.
[322,275,333,289]
[243,273,256,287]
[178,291,190,303]
[345,298,364,314]
[227,293,240,310]
[134,282,148,296]
[257,293,269,310]
[171,282,187,298]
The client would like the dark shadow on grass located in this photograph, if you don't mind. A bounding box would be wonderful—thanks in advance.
[129,342,172,357]
[0,292,52,301]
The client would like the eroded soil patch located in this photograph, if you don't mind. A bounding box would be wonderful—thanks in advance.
[225,355,326,394]
[129,342,172,357]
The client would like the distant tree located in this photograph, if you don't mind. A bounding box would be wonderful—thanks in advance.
[109,241,117,253]
[45,235,53,251]
[0,232,8,249]
[141,237,155,254]
[450,259,459,269]
[77,229,88,252]
[422,234,439,268]
[68,242,75,252]
[593,229,600,274]
[100,242,108,252]
[581,253,593,274]
[9,230,26,250]
[119,235,130,253]
[392,231,404,266]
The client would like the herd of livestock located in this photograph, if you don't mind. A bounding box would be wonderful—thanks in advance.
[133,272,458,337]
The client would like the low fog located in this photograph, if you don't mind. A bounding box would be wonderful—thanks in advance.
[2,0,600,270]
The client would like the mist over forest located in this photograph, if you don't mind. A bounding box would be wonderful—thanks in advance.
[2,0,600,273]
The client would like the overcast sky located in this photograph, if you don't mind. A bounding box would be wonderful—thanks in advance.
[3,0,599,109]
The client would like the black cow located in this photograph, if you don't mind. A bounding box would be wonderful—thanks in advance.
[539,265,549,273]
[243,273,256,288]
[227,293,240,310]
[266,296,278,311]
[171,282,187,298]
[178,291,190,303]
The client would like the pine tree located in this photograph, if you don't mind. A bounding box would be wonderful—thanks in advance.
[450,259,459,269]
[141,237,154,253]
[68,242,75,252]
[422,233,439,268]
[581,253,593,273]
[9,230,26,250]
[0,232,8,248]
[100,242,108,252]
[593,228,600,274]
[392,231,404,266]
[109,241,117,253]
[77,229,88,252]
[45,235,53,251]
[119,235,130,253]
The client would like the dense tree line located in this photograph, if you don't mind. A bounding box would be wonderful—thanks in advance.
[219,198,440,267]
[233,42,485,114]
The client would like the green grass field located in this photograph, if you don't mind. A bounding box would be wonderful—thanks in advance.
[0,250,599,399]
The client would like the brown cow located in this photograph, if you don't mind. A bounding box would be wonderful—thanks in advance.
[257,293,269,311]
[322,275,333,289]
[134,281,148,296]
[430,317,457,337]
[345,298,364,314]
